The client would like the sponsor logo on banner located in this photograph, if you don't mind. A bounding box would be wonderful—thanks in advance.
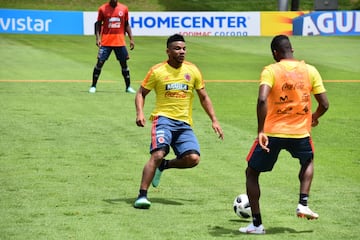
[2,9,358,37]
[293,11,360,36]
[84,11,260,36]
[0,9,83,34]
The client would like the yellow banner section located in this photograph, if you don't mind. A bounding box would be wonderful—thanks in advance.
[261,11,309,36]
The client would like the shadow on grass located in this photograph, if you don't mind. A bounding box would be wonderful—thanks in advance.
[208,221,314,237]
[103,197,194,207]
[265,227,314,234]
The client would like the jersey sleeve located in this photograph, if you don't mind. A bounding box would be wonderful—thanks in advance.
[259,65,275,87]
[193,65,205,90]
[97,7,104,22]
[307,64,326,94]
[124,7,129,22]
[142,68,156,90]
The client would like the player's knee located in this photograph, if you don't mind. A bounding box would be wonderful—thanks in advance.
[121,67,130,77]
[95,61,104,70]
[119,61,128,69]
[122,67,129,71]
[191,155,200,167]
[184,153,200,167]
[246,166,259,178]
[150,149,167,164]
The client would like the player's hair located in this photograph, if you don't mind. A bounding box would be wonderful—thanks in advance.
[271,35,292,54]
[167,34,185,47]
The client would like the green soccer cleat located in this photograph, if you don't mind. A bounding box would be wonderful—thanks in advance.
[152,168,163,188]
[126,86,136,93]
[134,197,151,209]
[89,87,96,93]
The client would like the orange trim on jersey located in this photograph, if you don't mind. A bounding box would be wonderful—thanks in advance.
[309,136,315,153]
[142,61,167,88]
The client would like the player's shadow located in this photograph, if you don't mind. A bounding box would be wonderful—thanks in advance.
[208,221,313,236]
[265,227,314,234]
[103,197,193,207]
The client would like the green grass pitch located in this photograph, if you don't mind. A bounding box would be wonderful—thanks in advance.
[0,34,359,239]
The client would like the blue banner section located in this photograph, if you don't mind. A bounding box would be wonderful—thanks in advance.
[293,11,360,36]
[1,9,359,36]
[0,9,83,34]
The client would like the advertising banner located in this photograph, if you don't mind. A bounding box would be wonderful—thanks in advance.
[83,11,261,36]
[1,9,359,36]
[293,11,360,36]
[260,11,309,36]
[0,9,83,34]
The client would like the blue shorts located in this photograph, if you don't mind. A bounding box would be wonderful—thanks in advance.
[246,136,314,172]
[150,116,200,158]
[97,46,129,62]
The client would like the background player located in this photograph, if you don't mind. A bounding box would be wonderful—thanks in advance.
[89,0,136,94]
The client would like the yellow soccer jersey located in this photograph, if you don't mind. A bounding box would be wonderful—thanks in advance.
[142,61,205,126]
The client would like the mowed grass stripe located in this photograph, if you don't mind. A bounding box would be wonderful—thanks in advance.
[1,79,360,82]
[1,35,359,81]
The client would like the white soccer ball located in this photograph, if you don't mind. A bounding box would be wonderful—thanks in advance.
[233,194,251,218]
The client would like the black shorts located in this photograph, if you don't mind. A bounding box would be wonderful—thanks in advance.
[97,46,129,62]
[246,136,314,172]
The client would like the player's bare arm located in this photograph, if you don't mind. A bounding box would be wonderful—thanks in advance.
[312,93,329,127]
[94,21,102,47]
[135,86,150,127]
[257,84,271,152]
[125,21,134,50]
[196,88,224,140]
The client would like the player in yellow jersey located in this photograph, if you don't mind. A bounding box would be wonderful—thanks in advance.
[239,35,329,234]
[134,34,224,209]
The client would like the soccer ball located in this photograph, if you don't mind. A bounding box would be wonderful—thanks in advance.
[233,194,251,218]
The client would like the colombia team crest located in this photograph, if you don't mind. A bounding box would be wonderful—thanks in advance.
[184,73,191,81]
